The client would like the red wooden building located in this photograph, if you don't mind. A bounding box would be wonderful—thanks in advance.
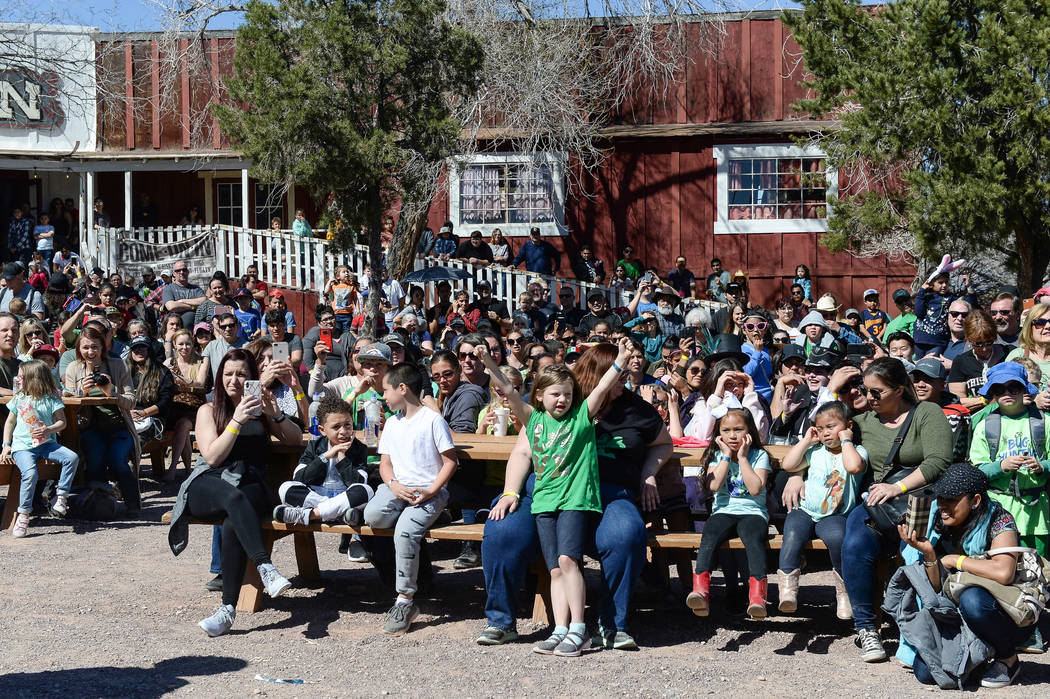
[0,13,915,311]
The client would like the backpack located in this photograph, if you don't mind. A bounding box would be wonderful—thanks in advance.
[983,406,1047,507]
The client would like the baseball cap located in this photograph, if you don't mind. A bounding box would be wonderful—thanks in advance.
[269,289,284,298]
[104,306,121,316]
[234,287,252,297]
[2,262,23,280]
[31,344,60,362]
[358,342,392,364]
[844,308,860,319]
[892,289,911,305]
[805,346,841,368]
[863,288,878,299]
[193,322,213,335]
[476,280,491,290]
[725,282,742,294]
[929,463,989,500]
[381,333,405,348]
[128,336,153,352]
[910,357,947,381]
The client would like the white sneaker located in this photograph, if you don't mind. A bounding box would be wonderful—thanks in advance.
[198,604,236,637]
[51,495,69,518]
[273,504,311,526]
[12,513,29,538]
[856,628,888,662]
[258,563,291,598]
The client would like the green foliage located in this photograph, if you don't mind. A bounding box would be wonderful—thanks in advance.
[786,0,1050,291]
[215,0,483,244]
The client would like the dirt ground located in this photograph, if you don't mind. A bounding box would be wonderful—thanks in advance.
[1,478,1048,698]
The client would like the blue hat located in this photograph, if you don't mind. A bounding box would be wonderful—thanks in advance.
[978,362,1038,397]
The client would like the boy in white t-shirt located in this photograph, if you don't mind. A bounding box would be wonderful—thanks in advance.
[363,362,457,636]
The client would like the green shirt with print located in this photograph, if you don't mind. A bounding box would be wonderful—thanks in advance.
[969,407,1050,541]
[528,401,601,514]
[881,312,916,342]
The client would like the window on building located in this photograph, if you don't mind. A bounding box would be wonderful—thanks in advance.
[713,144,836,235]
[254,183,284,229]
[449,153,567,236]
[216,182,242,226]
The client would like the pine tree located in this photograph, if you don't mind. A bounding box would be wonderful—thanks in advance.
[787,0,1050,293]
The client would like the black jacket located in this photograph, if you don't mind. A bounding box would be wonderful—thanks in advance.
[294,435,375,488]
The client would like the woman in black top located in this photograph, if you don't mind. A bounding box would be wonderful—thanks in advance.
[167,349,302,637]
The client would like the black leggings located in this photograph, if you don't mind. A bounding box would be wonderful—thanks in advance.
[187,469,273,606]
[694,512,768,580]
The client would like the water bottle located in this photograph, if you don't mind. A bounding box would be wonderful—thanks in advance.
[363,398,381,447]
[12,375,21,394]
[322,461,343,499]
[308,392,323,436]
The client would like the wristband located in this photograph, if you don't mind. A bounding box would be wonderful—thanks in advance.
[2,442,10,447]
[501,491,521,501]
[841,439,853,446]
[272,413,287,423]
[225,425,240,436]
[956,554,967,571]
[897,482,908,494]
[922,557,939,568]
[294,393,305,401]
[611,361,623,373]
[719,454,732,462]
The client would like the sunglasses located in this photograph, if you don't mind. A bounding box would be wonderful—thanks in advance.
[458,352,475,360]
[686,366,705,375]
[1033,318,1050,328]
[506,337,523,345]
[948,311,968,319]
[972,341,995,349]
[219,323,238,331]
[773,336,789,343]
[859,386,888,400]
[744,322,767,332]
[174,268,188,274]
[988,383,1026,397]
[24,330,43,337]
[320,316,335,323]
[431,370,457,381]
[989,310,1012,317]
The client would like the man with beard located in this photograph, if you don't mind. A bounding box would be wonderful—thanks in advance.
[652,284,685,338]
[990,292,1021,349]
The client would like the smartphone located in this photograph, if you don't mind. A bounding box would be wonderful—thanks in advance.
[847,343,874,358]
[244,380,263,417]
[272,341,289,363]
[63,295,82,312]
[319,327,333,351]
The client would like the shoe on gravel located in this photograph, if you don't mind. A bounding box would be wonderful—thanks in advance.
[453,540,480,569]
[273,504,311,526]
[347,539,369,563]
[553,631,592,657]
[855,628,887,663]
[204,574,223,592]
[533,630,567,655]
[383,602,419,636]
[476,626,519,646]
[981,660,1021,688]
[593,626,638,650]
[258,564,291,598]
[198,604,235,637]
[12,513,29,538]
[51,495,69,517]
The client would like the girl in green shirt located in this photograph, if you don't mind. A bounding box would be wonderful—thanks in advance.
[483,339,632,657]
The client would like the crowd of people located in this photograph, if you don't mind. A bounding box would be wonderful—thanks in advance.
[2,210,1050,688]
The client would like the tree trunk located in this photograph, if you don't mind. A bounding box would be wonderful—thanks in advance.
[363,188,386,338]
[386,202,431,280]
[1016,228,1035,298]
[1028,233,1050,296]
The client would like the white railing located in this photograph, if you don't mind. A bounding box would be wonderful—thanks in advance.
[92,224,618,316]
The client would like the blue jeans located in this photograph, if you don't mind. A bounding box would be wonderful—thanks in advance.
[210,526,223,575]
[841,505,903,630]
[779,509,847,574]
[481,475,647,632]
[13,441,79,514]
[913,587,1031,685]
[80,428,139,511]
[334,315,352,334]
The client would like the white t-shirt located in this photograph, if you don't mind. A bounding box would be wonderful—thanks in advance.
[378,406,455,488]
[53,250,79,269]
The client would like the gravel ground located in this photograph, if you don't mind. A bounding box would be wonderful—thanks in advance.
[1,478,1048,698]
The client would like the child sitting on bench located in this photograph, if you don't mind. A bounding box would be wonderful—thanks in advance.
[274,396,375,530]
[364,362,458,636]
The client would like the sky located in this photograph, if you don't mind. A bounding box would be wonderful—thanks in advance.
[11,0,832,33]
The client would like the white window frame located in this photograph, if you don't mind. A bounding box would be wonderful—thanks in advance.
[713,143,837,235]
[253,183,285,229]
[215,181,243,226]
[447,152,568,237]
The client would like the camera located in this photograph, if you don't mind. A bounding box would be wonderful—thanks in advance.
[92,371,110,387]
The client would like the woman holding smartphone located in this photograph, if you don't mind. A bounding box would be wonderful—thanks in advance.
[168,348,301,637]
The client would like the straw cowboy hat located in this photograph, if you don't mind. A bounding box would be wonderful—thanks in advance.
[815,293,840,313]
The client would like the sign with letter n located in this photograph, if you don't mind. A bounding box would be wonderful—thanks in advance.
[0,70,64,128]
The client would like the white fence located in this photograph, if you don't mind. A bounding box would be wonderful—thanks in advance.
[92,224,616,315]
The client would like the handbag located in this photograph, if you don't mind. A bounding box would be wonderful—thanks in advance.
[944,547,1050,627]
[864,405,918,535]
